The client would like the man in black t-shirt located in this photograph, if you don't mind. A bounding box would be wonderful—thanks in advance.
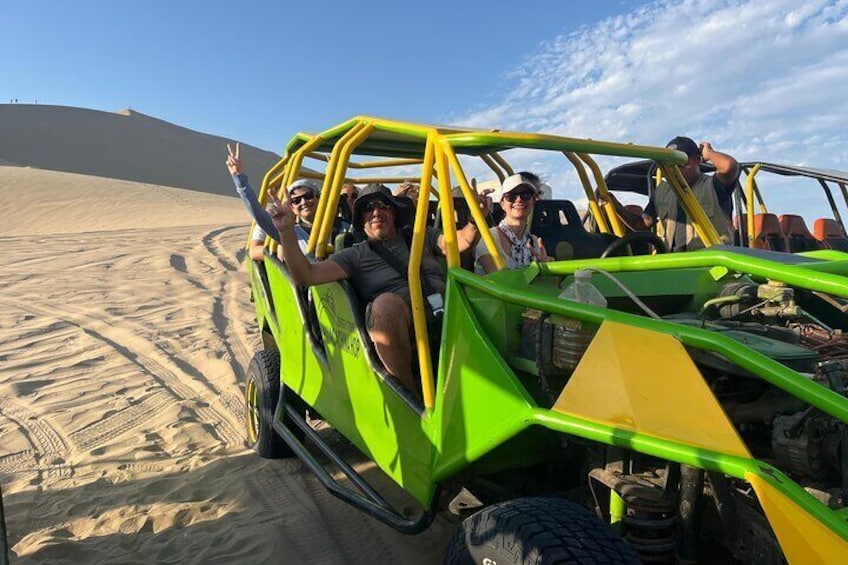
[271,183,479,396]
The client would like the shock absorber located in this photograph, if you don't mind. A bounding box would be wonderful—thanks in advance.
[589,464,681,562]
[622,494,678,562]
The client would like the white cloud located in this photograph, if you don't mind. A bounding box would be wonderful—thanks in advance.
[451,0,848,221]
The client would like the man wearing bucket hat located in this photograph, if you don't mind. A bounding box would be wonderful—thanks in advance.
[642,136,739,251]
[269,182,480,396]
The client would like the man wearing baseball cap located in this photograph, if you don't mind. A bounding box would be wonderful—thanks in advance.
[642,136,739,251]
[270,182,479,397]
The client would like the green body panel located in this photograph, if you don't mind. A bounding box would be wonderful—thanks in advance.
[430,283,537,482]
[308,283,434,501]
[258,261,436,503]
[799,249,848,261]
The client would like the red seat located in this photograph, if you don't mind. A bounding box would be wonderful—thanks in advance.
[751,213,789,252]
[813,218,848,252]
[780,214,824,252]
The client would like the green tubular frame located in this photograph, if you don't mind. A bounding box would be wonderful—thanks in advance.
[446,266,848,541]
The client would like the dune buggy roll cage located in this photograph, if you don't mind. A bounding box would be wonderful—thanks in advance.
[741,163,848,239]
[248,116,723,410]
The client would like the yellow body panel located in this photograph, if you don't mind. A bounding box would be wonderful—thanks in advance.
[553,321,750,458]
[746,473,848,563]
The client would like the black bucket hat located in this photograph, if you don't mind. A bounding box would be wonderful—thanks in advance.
[352,183,411,231]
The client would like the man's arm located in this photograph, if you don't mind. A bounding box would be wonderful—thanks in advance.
[436,185,486,255]
[249,239,267,261]
[437,222,479,255]
[701,142,739,187]
[271,191,348,286]
[232,173,280,243]
[642,196,657,228]
[227,142,280,243]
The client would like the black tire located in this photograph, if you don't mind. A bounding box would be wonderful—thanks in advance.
[245,349,295,459]
[444,497,639,565]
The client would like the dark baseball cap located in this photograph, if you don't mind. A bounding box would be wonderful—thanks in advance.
[666,136,701,159]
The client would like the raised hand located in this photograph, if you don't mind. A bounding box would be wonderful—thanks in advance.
[529,237,553,262]
[226,142,242,175]
[268,186,295,233]
[395,181,420,199]
[471,178,494,214]
[699,141,714,162]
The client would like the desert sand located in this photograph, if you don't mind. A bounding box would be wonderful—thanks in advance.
[0,106,454,564]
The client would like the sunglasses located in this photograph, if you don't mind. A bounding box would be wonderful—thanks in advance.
[365,200,393,213]
[504,190,535,203]
[343,191,358,199]
[290,192,316,206]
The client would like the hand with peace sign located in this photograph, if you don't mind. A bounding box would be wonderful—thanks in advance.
[528,237,553,262]
[268,186,295,234]
[226,142,242,176]
[472,178,495,214]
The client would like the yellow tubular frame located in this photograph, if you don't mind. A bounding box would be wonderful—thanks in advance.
[491,152,514,176]
[746,163,763,248]
[480,153,507,182]
[564,152,611,234]
[277,135,325,256]
[665,165,722,246]
[283,136,325,191]
[578,153,626,237]
[409,133,438,408]
[316,122,374,258]
[346,157,424,169]
[310,128,356,253]
[755,185,768,213]
[307,123,365,255]
[446,147,505,271]
[342,176,428,185]
[247,154,290,250]
[435,141,460,268]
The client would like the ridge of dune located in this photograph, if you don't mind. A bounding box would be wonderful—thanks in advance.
[0,104,279,196]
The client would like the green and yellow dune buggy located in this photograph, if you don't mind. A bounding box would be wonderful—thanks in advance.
[242,117,848,563]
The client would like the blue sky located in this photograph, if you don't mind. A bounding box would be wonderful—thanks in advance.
[1,0,643,151]
[3,0,848,220]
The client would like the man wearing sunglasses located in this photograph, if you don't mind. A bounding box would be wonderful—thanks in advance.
[641,136,739,251]
[270,183,479,397]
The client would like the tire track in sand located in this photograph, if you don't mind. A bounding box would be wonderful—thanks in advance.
[0,295,244,450]
[200,226,255,371]
[69,389,172,451]
[0,398,71,481]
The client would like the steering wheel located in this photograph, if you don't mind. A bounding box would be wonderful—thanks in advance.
[600,231,667,259]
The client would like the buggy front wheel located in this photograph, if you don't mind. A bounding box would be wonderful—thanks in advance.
[245,349,294,459]
[444,497,639,565]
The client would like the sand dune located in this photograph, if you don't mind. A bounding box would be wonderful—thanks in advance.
[0,104,279,197]
[0,107,454,563]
